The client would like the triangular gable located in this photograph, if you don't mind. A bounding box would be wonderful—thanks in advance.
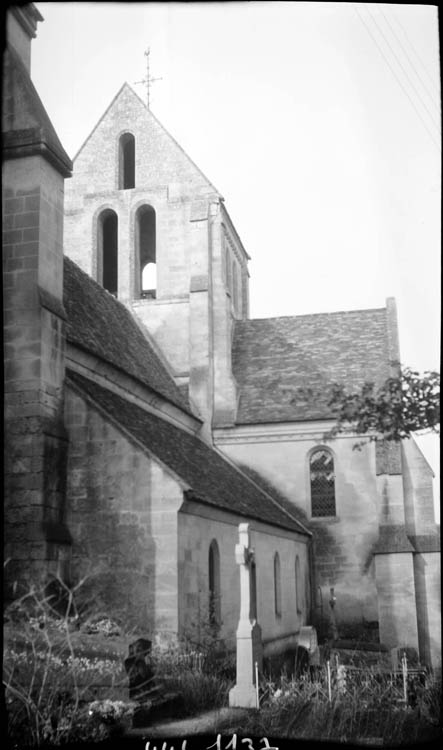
[72,82,144,161]
[72,82,220,196]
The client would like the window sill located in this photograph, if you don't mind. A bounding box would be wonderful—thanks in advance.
[309,515,340,524]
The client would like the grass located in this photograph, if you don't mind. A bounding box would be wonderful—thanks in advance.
[227,668,442,746]
[4,581,441,746]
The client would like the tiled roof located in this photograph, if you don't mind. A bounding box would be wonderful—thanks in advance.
[232,309,390,424]
[63,257,190,413]
[67,370,309,536]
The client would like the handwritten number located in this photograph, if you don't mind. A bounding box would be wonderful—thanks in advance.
[260,739,279,750]
[207,735,222,750]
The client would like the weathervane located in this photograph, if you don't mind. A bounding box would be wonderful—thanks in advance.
[134,47,163,109]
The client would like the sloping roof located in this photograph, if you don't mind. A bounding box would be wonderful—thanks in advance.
[2,45,72,177]
[67,370,309,537]
[232,308,390,424]
[63,257,191,414]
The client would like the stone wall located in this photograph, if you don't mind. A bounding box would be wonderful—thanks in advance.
[402,438,438,534]
[413,551,441,669]
[3,155,69,590]
[64,385,183,635]
[215,425,381,627]
[178,502,310,654]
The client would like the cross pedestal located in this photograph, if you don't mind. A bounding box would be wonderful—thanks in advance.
[229,523,263,708]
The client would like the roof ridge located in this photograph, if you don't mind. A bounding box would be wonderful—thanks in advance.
[241,307,387,324]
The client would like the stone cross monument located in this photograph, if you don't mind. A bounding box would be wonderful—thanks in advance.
[229,523,263,708]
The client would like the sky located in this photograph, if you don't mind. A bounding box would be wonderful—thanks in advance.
[30,2,440,518]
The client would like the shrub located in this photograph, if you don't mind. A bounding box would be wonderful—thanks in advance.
[3,580,132,746]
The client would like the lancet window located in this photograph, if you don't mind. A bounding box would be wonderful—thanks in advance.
[310,448,336,517]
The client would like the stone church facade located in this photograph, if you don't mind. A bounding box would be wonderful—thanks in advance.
[3,5,441,668]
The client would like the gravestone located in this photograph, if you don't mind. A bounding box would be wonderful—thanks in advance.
[124,638,155,701]
[124,637,182,727]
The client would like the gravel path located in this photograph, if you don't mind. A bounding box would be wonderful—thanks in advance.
[125,707,250,738]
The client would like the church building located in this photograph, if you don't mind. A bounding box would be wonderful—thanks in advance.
[3,5,440,669]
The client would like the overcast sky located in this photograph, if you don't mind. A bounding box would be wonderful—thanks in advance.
[30,2,440,517]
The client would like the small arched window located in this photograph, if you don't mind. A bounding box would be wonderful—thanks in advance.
[295,555,302,614]
[274,552,282,617]
[310,448,336,517]
[250,561,257,622]
[232,262,239,311]
[97,209,118,296]
[225,247,232,294]
[208,540,221,627]
[119,133,135,189]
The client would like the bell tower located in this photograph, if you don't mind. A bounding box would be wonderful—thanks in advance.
[64,84,249,430]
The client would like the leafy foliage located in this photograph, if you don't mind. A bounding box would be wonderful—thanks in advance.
[295,365,440,444]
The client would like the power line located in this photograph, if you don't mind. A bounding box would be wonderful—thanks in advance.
[354,5,441,151]
[378,4,440,119]
[390,6,440,99]
[367,4,440,134]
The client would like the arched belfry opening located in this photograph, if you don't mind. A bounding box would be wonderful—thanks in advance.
[119,133,135,189]
[135,205,156,299]
[98,209,118,296]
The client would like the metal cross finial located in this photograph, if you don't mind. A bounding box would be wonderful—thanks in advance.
[134,47,163,109]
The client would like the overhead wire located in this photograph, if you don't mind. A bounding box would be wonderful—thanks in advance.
[390,6,440,99]
[367,4,440,134]
[354,4,441,151]
[377,4,441,117]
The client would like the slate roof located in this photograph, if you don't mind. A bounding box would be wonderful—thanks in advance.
[232,309,390,424]
[67,369,309,536]
[63,257,191,414]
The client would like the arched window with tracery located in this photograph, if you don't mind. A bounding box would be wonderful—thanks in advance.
[209,540,221,627]
[97,209,118,296]
[310,448,336,517]
[274,552,282,617]
[119,133,135,189]
[135,205,156,298]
